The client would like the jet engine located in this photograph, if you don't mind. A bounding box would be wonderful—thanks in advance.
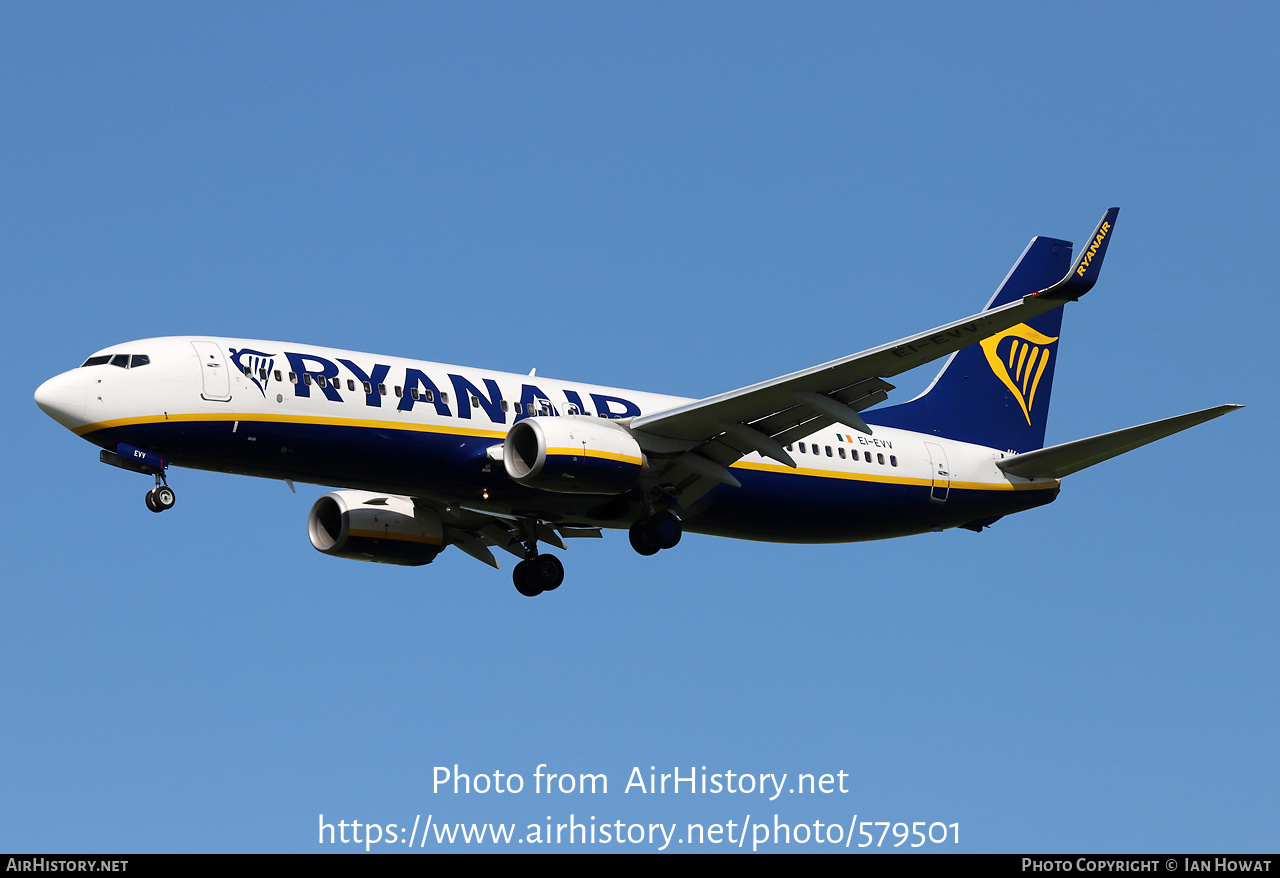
[503,417,644,494]
[307,490,443,566]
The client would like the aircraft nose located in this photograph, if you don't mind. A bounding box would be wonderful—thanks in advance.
[34,370,88,430]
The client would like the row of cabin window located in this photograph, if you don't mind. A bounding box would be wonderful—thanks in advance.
[243,366,603,417]
[787,441,897,467]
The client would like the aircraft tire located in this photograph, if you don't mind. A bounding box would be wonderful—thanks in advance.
[513,561,543,597]
[532,554,564,591]
[629,520,660,556]
[645,511,681,550]
[145,489,161,513]
[154,485,176,511]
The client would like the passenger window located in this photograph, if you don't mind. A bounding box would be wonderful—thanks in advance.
[242,366,251,376]
[317,376,327,388]
[440,392,449,404]
[411,388,420,400]
[348,379,356,392]
[825,446,832,457]
[425,390,434,403]
[501,400,510,412]
[303,374,312,386]
[274,370,283,382]
[890,455,898,467]
[394,386,402,397]
[363,381,372,394]
[259,368,268,380]
[877,453,884,465]
[130,355,150,368]
[110,354,129,368]
[799,442,806,453]
[838,448,846,459]
[289,372,298,384]
[471,395,480,408]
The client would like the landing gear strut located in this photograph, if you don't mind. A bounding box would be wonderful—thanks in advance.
[510,519,565,597]
[144,474,176,513]
[629,511,682,556]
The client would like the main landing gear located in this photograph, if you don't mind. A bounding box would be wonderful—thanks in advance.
[144,475,176,513]
[511,518,565,597]
[512,553,564,597]
[629,511,682,556]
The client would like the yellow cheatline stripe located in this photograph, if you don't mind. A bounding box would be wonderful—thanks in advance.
[545,446,643,465]
[348,529,443,545]
[73,411,508,440]
[730,459,1057,492]
[79,412,1055,492]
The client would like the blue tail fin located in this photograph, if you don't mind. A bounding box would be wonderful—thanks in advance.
[865,235,1075,452]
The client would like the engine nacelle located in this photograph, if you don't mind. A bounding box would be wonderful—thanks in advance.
[503,416,644,494]
[308,490,443,566]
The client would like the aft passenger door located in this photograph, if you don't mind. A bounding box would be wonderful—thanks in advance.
[924,442,950,504]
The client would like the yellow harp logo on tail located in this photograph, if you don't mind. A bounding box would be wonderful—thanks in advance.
[980,324,1059,425]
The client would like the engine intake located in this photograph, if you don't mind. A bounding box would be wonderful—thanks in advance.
[308,491,443,566]
[503,417,644,494]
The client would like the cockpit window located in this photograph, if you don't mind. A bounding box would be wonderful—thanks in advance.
[81,353,151,368]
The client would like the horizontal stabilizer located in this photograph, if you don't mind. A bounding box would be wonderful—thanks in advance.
[996,404,1242,480]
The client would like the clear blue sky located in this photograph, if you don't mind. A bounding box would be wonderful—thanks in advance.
[3,2,1275,852]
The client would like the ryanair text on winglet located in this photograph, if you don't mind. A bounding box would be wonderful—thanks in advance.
[1075,221,1111,277]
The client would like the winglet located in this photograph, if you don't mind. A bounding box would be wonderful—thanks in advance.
[1031,207,1119,302]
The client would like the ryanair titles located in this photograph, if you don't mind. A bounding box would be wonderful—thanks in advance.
[1075,220,1111,277]
[227,347,642,425]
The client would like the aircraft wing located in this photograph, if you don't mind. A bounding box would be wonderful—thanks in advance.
[630,209,1119,505]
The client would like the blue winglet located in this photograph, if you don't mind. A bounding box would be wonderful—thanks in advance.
[1034,207,1119,301]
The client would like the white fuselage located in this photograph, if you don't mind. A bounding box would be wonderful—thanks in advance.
[36,336,1057,544]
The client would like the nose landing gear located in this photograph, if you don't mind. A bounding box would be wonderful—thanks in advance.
[100,445,177,513]
[144,475,176,513]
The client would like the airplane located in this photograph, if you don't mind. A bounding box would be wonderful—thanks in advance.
[34,208,1241,596]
